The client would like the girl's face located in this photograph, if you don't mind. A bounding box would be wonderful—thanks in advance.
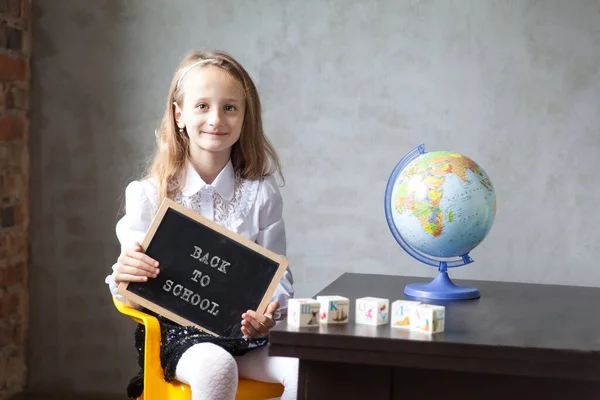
[174,65,245,158]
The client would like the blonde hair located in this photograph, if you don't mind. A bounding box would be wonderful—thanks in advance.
[145,49,283,204]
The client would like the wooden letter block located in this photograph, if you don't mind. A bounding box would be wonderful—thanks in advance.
[391,300,421,329]
[355,297,389,326]
[411,304,445,334]
[288,298,320,328]
[317,295,349,324]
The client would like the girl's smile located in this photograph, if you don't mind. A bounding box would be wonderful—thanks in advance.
[201,130,228,136]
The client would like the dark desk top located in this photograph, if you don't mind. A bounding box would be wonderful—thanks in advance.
[269,273,600,381]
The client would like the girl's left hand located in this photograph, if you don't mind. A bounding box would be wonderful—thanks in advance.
[241,302,279,338]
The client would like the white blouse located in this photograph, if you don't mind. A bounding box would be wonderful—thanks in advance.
[105,160,294,320]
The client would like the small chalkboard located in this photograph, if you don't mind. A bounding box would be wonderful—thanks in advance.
[117,198,289,338]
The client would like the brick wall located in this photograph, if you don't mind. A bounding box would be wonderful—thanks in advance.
[0,0,30,399]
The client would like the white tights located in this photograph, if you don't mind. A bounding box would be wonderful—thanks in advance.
[175,342,298,400]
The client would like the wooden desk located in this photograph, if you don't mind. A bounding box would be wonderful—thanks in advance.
[269,273,600,399]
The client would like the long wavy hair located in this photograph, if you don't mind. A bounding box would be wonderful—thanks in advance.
[145,50,283,205]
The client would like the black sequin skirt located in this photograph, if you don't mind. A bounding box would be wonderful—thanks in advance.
[127,308,268,399]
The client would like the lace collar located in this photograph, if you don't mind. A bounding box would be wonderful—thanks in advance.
[173,161,260,231]
[181,160,235,201]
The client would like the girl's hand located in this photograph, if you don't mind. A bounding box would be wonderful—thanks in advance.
[112,241,160,284]
[241,302,278,338]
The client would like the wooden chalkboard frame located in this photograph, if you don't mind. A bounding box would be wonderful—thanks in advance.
[117,197,289,336]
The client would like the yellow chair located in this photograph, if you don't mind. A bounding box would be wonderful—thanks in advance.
[113,297,284,400]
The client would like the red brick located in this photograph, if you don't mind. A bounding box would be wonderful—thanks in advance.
[0,175,5,202]
[8,233,26,257]
[5,86,26,109]
[19,0,27,21]
[0,292,19,318]
[0,205,14,228]
[0,174,8,202]
[0,144,26,172]
[0,173,24,204]
[10,145,24,170]
[0,25,7,49]
[0,232,26,258]
[0,55,25,81]
[0,114,25,141]
[16,233,26,255]
[12,202,24,225]
[7,27,21,51]
[12,321,22,345]
[0,323,15,346]
[11,0,21,18]
[0,0,21,18]
[0,263,23,286]
[19,148,27,192]
[0,202,26,227]
[0,145,7,169]
[6,350,23,375]
[0,235,5,258]
[5,88,14,108]
[0,25,22,51]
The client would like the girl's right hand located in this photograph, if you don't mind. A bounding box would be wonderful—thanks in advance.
[112,242,160,284]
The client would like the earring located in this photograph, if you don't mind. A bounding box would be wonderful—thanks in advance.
[179,127,184,133]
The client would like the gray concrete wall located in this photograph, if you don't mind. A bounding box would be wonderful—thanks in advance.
[30,0,600,395]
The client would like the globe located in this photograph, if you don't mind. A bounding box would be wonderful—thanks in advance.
[384,144,496,300]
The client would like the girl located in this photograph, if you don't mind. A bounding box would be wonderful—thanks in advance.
[105,50,298,400]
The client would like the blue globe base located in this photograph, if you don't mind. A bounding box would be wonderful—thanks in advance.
[404,271,480,300]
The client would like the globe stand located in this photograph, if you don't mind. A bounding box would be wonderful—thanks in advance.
[404,262,480,300]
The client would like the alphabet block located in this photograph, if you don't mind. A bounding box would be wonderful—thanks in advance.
[355,297,389,326]
[411,304,445,334]
[317,295,349,324]
[287,298,320,328]
[391,300,421,329]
